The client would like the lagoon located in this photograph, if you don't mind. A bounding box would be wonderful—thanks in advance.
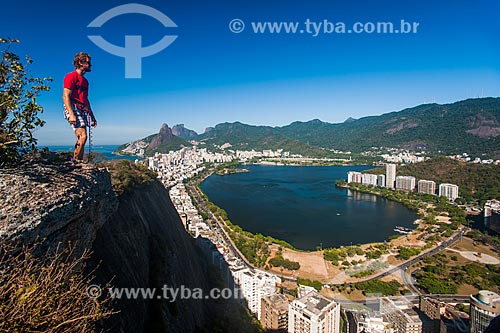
[200,164,418,250]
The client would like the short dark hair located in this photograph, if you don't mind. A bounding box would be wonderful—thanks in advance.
[73,52,91,68]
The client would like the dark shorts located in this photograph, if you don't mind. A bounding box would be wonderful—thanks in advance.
[64,103,88,130]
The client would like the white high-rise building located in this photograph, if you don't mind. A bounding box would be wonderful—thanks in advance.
[288,290,340,333]
[417,180,436,195]
[232,268,280,320]
[347,171,363,184]
[438,183,459,201]
[362,173,378,186]
[385,164,396,189]
[395,176,416,191]
[470,290,500,333]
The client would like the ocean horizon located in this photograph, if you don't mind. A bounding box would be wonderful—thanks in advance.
[41,145,143,162]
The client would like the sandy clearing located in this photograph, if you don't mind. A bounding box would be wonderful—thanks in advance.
[446,248,500,264]
[283,248,329,277]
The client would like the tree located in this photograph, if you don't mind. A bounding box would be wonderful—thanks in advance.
[0,37,52,167]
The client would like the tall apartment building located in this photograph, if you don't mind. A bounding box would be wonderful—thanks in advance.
[380,297,434,333]
[347,171,363,184]
[362,173,378,186]
[395,176,416,191]
[418,296,447,333]
[417,180,436,195]
[385,164,396,189]
[377,174,386,187]
[232,268,279,319]
[470,290,500,333]
[438,183,459,201]
[288,291,340,333]
[261,293,289,332]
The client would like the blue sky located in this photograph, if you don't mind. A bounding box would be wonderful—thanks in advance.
[1,0,499,145]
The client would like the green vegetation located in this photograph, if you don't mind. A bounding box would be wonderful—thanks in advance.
[323,246,366,265]
[268,255,300,270]
[214,160,248,175]
[228,227,270,267]
[297,278,322,291]
[107,160,157,195]
[350,269,375,278]
[0,38,52,167]
[397,246,422,260]
[355,280,402,296]
[413,249,500,294]
[415,272,458,294]
[466,229,500,250]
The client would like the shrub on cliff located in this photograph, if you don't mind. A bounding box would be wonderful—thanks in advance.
[106,160,157,195]
[0,38,52,168]
[0,243,115,332]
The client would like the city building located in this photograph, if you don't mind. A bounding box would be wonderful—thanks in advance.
[484,199,500,234]
[377,174,386,188]
[385,164,396,189]
[362,173,378,186]
[346,310,392,333]
[288,290,340,333]
[418,297,447,333]
[438,183,459,201]
[261,293,289,332]
[395,176,416,191]
[380,297,434,333]
[470,290,500,333]
[417,180,436,195]
[232,268,280,320]
[347,171,363,184]
[346,311,363,333]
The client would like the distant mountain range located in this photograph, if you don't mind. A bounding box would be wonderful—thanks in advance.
[116,98,500,158]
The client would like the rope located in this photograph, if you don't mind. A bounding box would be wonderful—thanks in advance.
[87,112,93,163]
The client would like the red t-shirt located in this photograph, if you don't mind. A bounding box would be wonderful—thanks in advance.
[63,71,89,105]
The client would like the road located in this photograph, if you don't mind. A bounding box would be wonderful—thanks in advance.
[186,181,255,269]
[345,227,467,295]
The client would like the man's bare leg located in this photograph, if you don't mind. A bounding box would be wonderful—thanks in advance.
[74,127,87,161]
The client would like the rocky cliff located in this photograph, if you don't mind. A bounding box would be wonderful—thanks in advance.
[147,123,174,150]
[0,157,259,332]
[171,124,198,140]
[116,123,192,157]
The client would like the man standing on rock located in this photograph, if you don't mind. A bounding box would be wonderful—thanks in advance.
[63,52,97,162]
